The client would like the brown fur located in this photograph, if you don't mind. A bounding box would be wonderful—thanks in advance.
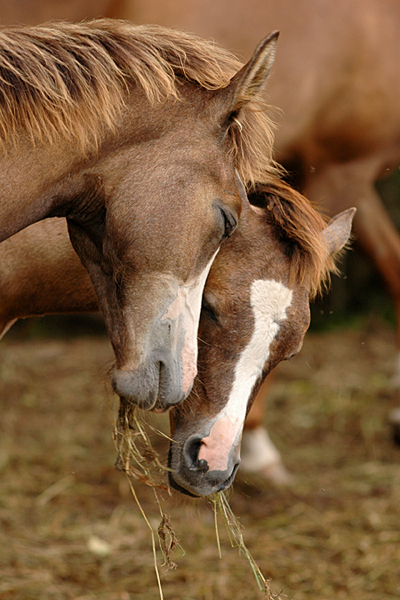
[0,19,276,183]
[0,181,335,335]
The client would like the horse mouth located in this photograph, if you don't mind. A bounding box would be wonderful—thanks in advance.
[168,465,239,497]
[168,472,200,497]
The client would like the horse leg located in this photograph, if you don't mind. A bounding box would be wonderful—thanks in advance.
[241,372,293,484]
[306,157,400,385]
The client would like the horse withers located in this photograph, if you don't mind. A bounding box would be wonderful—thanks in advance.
[0,186,354,496]
[0,19,278,410]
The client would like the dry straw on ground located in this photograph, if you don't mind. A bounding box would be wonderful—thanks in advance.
[113,397,277,599]
[1,319,399,599]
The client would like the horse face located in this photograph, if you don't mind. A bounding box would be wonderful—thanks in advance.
[168,203,355,497]
[68,107,246,411]
[66,32,278,412]
[110,134,244,411]
[169,237,311,495]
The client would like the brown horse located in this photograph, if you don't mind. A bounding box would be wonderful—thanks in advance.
[120,0,400,467]
[0,186,354,495]
[4,0,398,475]
[0,0,122,24]
[0,18,279,410]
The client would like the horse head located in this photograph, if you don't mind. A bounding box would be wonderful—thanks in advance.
[169,182,355,496]
[63,25,279,411]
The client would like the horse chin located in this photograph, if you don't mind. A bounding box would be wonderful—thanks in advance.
[168,472,201,498]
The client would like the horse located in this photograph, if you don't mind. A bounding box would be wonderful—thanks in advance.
[0,185,354,495]
[0,18,279,411]
[4,0,397,476]
[0,0,122,24]
[169,189,354,496]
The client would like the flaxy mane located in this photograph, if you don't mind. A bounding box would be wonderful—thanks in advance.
[249,179,338,296]
[0,19,277,182]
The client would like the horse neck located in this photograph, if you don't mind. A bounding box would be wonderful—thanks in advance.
[0,220,98,330]
[0,140,85,242]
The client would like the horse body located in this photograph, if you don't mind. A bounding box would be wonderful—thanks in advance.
[0,0,121,24]
[0,186,354,495]
[0,19,278,410]
[0,219,97,337]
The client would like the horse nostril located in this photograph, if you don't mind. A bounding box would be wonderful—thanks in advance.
[183,435,209,472]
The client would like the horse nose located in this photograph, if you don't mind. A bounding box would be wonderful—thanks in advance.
[180,434,240,493]
[183,435,209,473]
[111,366,158,410]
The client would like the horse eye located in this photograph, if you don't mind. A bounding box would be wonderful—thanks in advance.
[220,207,237,240]
[202,297,219,323]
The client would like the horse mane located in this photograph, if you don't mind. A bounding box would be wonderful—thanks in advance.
[0,18,276,182]
[249,179,339,297]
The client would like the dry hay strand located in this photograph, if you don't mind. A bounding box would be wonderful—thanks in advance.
[210,491,284,600]
[113,398,179,600]
[113,396,280,599]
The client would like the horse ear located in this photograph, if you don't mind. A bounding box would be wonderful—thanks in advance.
[217,31,279,118]
[323,208,356,255]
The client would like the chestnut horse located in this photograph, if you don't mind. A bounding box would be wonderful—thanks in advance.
[0,185,354,495]
[121,0,400,471]
[0,19,279,410]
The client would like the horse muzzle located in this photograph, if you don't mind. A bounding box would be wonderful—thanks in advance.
[168,431,241,497]
[111,354,194,411]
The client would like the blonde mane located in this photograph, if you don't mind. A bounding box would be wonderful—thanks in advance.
[0,18,276,182]
[250,179,339,297]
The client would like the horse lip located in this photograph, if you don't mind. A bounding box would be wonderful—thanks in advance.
[215,463,239,492]
[168,471,200,497]
[168,465,240,497]
[112,360,186,411]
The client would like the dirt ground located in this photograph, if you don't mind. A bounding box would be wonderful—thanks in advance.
[0,317,399,600]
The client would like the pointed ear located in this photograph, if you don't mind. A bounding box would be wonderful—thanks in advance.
[323,208,356,255]
[216,31,279,117]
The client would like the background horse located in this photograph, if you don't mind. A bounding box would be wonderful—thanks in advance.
[0,185,354,496]
[0,18,278,410]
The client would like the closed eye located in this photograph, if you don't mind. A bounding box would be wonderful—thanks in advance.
[220,207,237,240]
[202,297,219,323]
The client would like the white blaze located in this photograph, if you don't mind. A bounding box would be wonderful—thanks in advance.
[198,279,293,471]
[162,251,219,395]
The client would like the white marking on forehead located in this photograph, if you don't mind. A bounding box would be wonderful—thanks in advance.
[198,279,292,471]
[162,250,219,395]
